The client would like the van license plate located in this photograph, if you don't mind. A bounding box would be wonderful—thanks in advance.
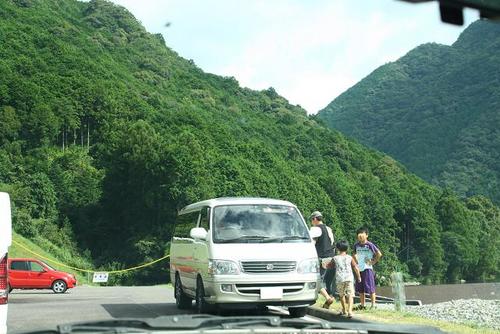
[260,287,283,299]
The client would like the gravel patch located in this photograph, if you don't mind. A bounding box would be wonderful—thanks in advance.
[375,299,500,330]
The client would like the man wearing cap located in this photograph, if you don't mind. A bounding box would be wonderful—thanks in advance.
[310,211,335,308]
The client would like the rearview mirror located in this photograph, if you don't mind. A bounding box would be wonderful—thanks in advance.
[399,0,500,25]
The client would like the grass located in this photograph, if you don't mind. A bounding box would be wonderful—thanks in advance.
[10,232,94,285]
[314,297,499,334]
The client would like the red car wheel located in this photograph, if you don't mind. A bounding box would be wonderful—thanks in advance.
[52,280,67,293]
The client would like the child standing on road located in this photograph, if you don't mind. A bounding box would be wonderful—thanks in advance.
[353,227,382,310]
[330,240,361,318]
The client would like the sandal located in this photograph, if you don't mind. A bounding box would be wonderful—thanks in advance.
[353,304,366,311]
[322,297,334,309]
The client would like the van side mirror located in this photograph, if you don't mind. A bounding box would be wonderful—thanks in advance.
[309,226,321,239]
[190,227,208,240]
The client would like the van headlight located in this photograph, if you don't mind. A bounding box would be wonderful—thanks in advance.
[297,258,319,274]
[208,260,240,275]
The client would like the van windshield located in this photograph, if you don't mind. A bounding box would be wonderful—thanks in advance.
[212,204,310,243]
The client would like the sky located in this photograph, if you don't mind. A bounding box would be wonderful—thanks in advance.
[110,0,476,114]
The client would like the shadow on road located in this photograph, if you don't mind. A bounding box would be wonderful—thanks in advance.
[102,303,279,319]
[102,303,187,318]
[9,290,62,295]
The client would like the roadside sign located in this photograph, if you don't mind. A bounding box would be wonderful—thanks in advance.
[92,272,109,283]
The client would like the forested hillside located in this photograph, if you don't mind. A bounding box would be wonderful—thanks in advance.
[318,20,500,204]
[0,0,498,284]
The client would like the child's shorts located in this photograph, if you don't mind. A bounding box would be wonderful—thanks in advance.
[336,281,354,297]
[355,269,376,294]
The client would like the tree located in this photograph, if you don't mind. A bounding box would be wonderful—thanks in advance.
[437,190,480,282]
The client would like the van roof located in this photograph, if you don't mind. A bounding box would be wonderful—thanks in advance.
[179,197,296,214]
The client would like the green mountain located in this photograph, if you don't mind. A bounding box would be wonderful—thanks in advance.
[0,0,498,284]
[318,20,500,204]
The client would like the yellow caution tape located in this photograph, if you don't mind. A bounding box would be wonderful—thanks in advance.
[12,239,169,274]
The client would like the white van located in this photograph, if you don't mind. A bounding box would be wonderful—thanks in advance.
[169,197,320,317]
[0,192,12,334]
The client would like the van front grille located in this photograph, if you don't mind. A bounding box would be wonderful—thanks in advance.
[241,261,296,273]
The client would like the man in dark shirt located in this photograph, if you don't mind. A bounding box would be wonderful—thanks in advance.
[310,211,335,309]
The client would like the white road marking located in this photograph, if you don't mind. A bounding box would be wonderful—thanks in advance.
[268,306,322,322]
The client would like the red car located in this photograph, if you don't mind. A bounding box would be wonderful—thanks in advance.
[8,258,76,293]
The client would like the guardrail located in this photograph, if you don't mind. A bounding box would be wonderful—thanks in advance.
[353,293,422,306]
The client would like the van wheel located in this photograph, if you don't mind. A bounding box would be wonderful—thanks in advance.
[174,275,192,309]
[195,278,214,314]
[52,280,67,293]
[288,306,307,318]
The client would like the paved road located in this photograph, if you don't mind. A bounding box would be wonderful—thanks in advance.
[7,286,185,333]
[7,286,443,334]
[6,286,296,333]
